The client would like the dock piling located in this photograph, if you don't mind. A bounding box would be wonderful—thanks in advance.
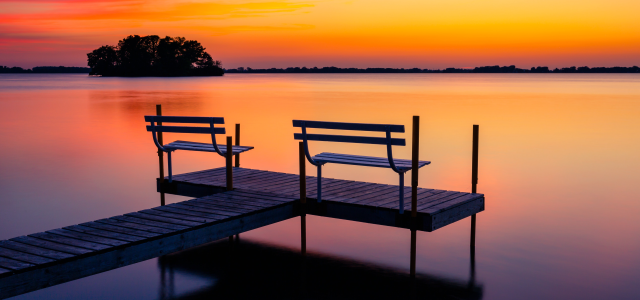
[411,116,420,218]
[156,104,165,206]
[226,136,233,191]
[235,124,240,167]
[299,142,306,204]
[410,229,417,278]
[299,142,307,255]
[470,125,479,248]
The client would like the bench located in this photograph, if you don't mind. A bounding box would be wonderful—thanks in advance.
[293,120,430,213]
[145,116,254,183]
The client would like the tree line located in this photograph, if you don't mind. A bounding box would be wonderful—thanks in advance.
[87,35,223,76]
[0,66,90,73]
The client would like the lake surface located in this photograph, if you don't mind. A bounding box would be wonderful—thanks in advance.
[1,73,639,299]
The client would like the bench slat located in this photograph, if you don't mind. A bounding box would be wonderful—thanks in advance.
[164,141,254,154]
[293,120,404,133]
[314,153,430,168]
[145,116,224,124]
[169,140,253,151]
[146,126,225,134]
[294,133,405,146]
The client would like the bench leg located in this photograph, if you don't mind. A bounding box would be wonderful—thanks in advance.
[399,172,404,214]
[317,165,322,203]
[167,151,173,183]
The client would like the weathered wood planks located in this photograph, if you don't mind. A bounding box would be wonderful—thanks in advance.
[1,166,483,298]
[162,167,485,232]
[0,190,298,299]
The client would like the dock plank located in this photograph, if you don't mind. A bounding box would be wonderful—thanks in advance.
[29,232,111,251]
[0,247,55,265]
[153,206,227,221]
[0,241,74,260]
[140,209,212,224]
[125,212,201,227]
[47,228,128,247]
[0,257,34,271]
[170,203,240,217]
[95,218,176,235]
[61,225,144,243]
[80,222,160,239]
[10,236,91,256]
[187,199,256,213]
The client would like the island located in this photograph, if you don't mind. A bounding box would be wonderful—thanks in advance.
[86,35,223,77]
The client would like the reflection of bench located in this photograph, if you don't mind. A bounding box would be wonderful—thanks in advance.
[145,116,254,183]
[293,120,430,213]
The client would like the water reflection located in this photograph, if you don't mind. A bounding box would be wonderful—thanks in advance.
[158,234,482,300]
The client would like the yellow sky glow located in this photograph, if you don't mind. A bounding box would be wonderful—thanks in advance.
[0,0,638,68]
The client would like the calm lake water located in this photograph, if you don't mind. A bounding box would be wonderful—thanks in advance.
[1,73,639,299]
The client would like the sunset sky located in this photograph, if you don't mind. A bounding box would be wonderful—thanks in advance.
[1,0,639,69]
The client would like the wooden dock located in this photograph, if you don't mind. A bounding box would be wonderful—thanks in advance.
[0,189,298,299]
[161,167,485,232]
[0,167,483,299]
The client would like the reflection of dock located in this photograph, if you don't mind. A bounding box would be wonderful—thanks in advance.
[157,239,483,300]
[0,169,483,299]
[162,167,484,232]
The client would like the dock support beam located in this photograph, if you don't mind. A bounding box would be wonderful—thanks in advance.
[156,104,165,206]
[299,142,306,204]
[411,116,419,218]
[226,136,233,191]
[410,229,417,278]
[235,124,240,167]
[470,125,479,248]
[299,142,307,255]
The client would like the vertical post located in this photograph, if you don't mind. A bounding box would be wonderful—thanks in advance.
[235,123,240,167]
[301,214,307,255]
[411,116,420,218]
[160,260,166,300]
[299,142,306,204]
[226,136,233,191]
[156,104,165,206]
[299,142,307,256]
[317,165,322,202]
[471,125,479,248]
[410,229,417,278]
[399,173,404,214]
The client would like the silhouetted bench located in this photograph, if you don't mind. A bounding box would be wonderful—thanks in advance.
[293,120,430,213]
[145,116,253,182]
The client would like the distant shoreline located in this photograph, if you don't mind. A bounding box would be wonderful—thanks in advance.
[226,65,640,73]
[3,65,640,74]
[0,66,90,74]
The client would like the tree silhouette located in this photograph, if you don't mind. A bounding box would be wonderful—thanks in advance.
[87,35,223,76]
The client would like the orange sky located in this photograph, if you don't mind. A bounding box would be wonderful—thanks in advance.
[1,0,639,68]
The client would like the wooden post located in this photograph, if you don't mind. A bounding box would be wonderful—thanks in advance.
[470,125,479,248]
[299,142,306,204]
[235,124,240,167]
[411,116,420,218]
[157,105,165,206]
[410,229,417,278]
[299,142,307,256]
[301,214,307,256]
[226,136,233,191]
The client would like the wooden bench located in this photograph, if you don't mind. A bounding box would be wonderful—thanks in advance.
[145,116,254,183]
[293,120,430,213]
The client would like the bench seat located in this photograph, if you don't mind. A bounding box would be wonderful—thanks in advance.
[313,152,430,171]
[164,140,254,155]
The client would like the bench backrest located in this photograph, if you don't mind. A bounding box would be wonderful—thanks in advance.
[145,116,226,135]
[145,115,226,155]
[293,120,405,146]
